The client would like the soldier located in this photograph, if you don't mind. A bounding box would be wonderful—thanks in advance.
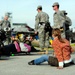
[0,15,11,30]
[0,15,11,44]
[52,2,66,38]
[61,10,72,40]
[35,5,50,54]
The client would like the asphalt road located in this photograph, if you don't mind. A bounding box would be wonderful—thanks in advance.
[0,52,75,75]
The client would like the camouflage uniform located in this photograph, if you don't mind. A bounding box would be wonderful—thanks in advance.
[52,2,66,38]
[0,19,11,45]
[35,6,49,50]
[53,10,66,38]
[0,20,11,30]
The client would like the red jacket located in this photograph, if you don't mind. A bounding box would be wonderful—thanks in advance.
[52,38,73,62]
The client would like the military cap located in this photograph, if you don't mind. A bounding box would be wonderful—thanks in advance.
[37,5,42,10]
[52,2,59,7]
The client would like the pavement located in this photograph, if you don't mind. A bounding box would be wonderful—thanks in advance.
[0,51,75,75]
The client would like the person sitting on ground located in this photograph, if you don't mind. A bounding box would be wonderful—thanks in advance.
[28,28,74,69]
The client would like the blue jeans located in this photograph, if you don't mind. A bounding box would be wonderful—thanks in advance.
[34,55,49,65]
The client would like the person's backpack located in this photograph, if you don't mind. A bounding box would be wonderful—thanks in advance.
[65,16,72,26]
[44,22,53,36]
[61,10,72,26]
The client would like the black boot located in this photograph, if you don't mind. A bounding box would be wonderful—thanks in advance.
[64,61,74,67]
[28,60,34,65]
[70,60,74,65]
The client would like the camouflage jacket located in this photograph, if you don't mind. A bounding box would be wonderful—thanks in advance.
[0,20,11,30]
[53,10,65,29]
[35,11,49,31]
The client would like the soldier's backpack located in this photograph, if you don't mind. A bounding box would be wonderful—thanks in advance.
[61,10,72,26]
[65,16,72,26]
[44,22,53,36]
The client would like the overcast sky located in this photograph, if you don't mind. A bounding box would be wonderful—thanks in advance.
[0,0,75,29]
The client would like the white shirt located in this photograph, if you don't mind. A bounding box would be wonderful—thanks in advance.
[20,42,28,52]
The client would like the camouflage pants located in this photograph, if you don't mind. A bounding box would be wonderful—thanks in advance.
[38,25,49,49]
[61,31,66,38]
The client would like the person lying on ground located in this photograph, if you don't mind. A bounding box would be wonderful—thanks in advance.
[0,35,43,56]
[0,38,21,56]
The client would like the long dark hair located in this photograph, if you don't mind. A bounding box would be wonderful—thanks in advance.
[52,28,65,43]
